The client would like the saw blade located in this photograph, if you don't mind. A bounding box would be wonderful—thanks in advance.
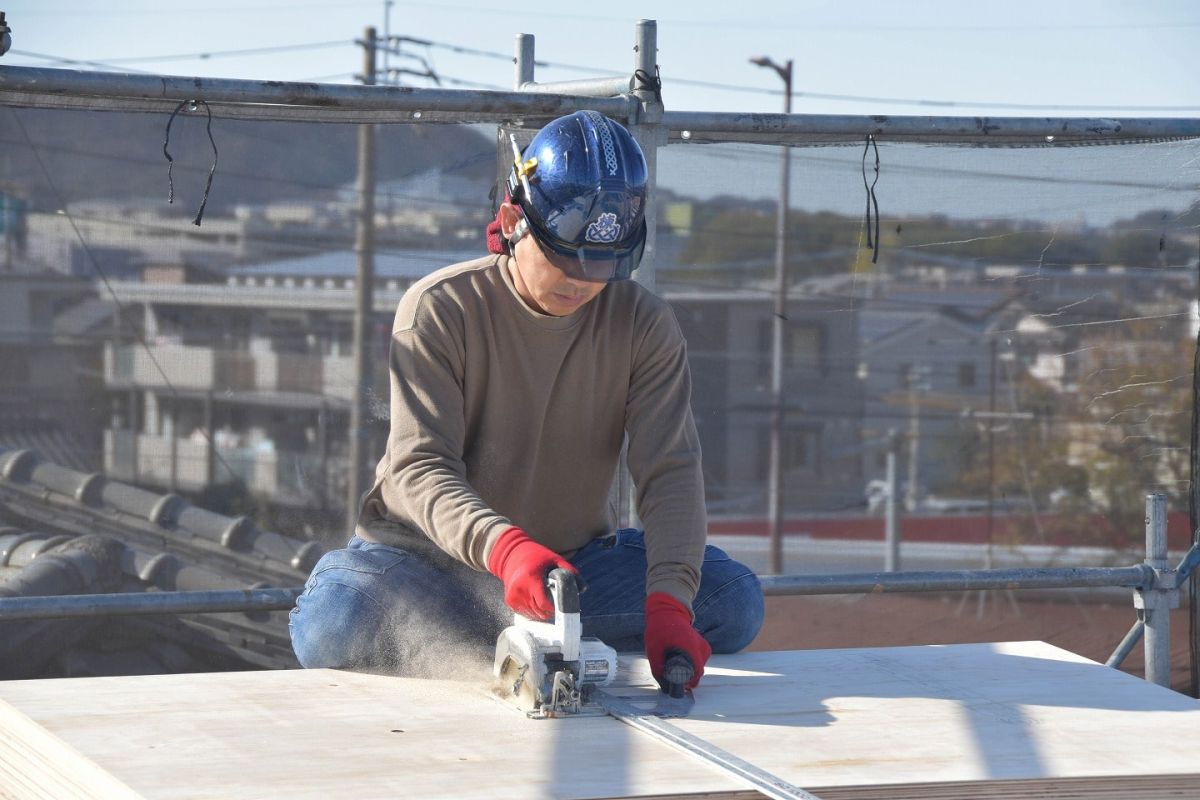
[493,655,540,712]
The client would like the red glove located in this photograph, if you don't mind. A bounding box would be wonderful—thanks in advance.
[644,592,712,691]
[487,526,577,620]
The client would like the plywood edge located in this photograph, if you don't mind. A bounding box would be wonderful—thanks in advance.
[0,696,144,800]
[583,774,1200,800]
[805,773,1200,799]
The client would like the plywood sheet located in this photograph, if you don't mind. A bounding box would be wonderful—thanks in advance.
[0,666,746,800]
[1,641,1199,799]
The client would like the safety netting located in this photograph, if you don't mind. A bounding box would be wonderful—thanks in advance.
[1,99,1198,684]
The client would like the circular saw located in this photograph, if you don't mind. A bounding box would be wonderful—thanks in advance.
[492,568,617,718]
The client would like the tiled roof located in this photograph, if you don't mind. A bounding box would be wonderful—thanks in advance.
[0,446,328,678]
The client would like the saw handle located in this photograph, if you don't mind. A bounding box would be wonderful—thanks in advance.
[545,567,585,614]
[661,649,695,698]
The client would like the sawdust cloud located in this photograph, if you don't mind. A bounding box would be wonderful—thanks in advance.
[348,583,511,686]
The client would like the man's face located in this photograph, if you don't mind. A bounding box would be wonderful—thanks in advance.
[501,204,607,317]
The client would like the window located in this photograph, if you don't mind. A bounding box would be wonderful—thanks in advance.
[756,319,826,377]
[783,428,814,471]
[788,324,824,371]
[897,363,912,388]
[755,425,819,480]
[958,363,977,388]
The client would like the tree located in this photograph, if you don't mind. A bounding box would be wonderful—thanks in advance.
[941,328,1193,550]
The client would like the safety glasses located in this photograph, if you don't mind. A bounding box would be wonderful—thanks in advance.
[525,216,646,283]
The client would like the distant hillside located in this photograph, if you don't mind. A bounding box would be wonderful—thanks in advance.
[2,107,497,214]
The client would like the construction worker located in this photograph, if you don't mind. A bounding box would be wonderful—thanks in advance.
[289,111,764,690]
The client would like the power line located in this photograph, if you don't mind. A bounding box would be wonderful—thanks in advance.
[86,40,351,64]
[12,2,378,17]
[12,36,1200,113]
[392,36,1200,113]
[662,76,1200,113]
[9,49,157,73]
[298,72,358,83]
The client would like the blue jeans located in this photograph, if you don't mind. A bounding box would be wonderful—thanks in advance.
[289,529,764,676]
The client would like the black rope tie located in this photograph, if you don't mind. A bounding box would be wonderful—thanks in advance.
[163,99,219,226]
[861,134,881,264]
[633,65,663,105]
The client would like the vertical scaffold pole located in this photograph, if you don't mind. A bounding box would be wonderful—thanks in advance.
[629,18,661,292]
[514,33,534,90]
[347,27,377,535]
[885,430,900,572]
[1142,492,1173,688]
[619,19,663,530]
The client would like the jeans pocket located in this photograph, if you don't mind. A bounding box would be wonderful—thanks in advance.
[702,544,732,563]
[312,542,410,577]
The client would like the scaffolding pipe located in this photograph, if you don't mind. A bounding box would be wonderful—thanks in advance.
[759,565,1152,596]
[663,111,1200,142]
[519,76,634,97]
[1106,618,1146,668]
[0,562,1164,616]
[1141,492,1175,687]
[4,65,1198,142]
[0,588,303,620]
[0,65,633,118]
[884,430,900,572]
[630,18,661,289]
[346,27,377,535]
[514,34,534,89]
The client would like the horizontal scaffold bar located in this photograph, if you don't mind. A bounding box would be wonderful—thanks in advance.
[663,110,1200,144]
[0,65,634,123]
[520,76,633,97]
[759,564,1153,596]
[4,66,1198,142]
[0,564,1159,618]
[0,588,304,620]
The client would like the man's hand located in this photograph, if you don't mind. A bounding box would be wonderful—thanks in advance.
[487,527,577,620]
[644,592,711,691]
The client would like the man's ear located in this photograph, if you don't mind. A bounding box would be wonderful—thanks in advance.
[498,202,522,239]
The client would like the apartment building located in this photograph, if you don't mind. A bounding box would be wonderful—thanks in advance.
[100,248,477,529]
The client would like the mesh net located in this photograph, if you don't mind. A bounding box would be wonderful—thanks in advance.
[1,102,1197,684]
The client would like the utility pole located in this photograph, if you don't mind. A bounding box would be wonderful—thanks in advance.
[986,338,997,569]
[750,55,793,575]
[347,27,377,534]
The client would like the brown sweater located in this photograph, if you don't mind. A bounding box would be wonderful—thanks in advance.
[357,254,706,606]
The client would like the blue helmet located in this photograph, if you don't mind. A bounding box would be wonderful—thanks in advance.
[507,111,647,282]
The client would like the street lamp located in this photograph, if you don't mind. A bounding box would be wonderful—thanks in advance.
[750,55,793,575]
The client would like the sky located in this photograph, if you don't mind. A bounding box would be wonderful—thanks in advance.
[3,1,1199,224]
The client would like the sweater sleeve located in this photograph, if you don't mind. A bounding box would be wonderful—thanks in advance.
[625,302,707,610]
[375,290,512,571]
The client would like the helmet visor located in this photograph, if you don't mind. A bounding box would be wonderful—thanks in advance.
[527,216,646,283]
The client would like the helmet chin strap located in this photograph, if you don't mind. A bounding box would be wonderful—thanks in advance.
[508,217,530,245]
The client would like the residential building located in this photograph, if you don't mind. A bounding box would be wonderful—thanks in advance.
[666,286,864,516]
[0,272,109,471]
[100,248,477,533]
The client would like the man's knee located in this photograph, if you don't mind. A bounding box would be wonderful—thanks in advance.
[288,540,505,673]
[289,580,394,670]
[694,568,764,654]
